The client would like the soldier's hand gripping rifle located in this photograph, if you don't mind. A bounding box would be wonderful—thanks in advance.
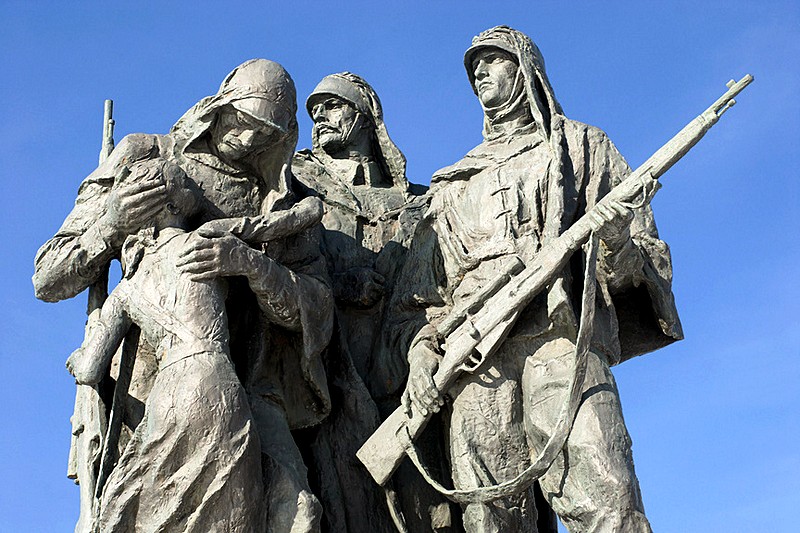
[357,75,754,489]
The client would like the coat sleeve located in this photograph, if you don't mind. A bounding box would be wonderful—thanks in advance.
[32,134,159,302]
[243,222,335,429]
[581,127,683,360]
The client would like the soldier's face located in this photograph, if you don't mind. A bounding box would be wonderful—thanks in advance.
[311,96,360,152]
[212,108,278,162]
[472,48,519,108]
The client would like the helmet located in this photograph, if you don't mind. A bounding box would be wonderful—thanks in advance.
[305,74,372,118]
[217,59,298,134]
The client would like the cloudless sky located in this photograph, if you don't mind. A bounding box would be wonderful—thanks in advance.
[1,1,798,531]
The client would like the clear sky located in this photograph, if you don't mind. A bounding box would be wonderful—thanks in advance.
[1,1,798,531]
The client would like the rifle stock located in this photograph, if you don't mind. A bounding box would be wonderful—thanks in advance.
[357,75,753,486]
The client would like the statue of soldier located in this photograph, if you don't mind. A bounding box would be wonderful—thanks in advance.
[399,26,683,532]
[33,59,333,533]
[292,73,454,532]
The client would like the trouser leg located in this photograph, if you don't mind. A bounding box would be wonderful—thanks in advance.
[448,356,538,532]
[521,337,651,533]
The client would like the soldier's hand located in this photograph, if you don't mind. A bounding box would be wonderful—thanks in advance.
[588,199,634,244]
[104,170,167,238]
[401,341,444,417]
[66,348,104,385]
[176,228,252,282]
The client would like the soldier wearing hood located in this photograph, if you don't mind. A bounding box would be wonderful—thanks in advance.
[33,59,333,532]
[399,27,682,532]
[293,74,453,532]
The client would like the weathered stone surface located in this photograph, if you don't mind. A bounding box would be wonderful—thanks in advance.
[35,59,334,533]
[292,72,454,533]
[392,26,682,533]
[32,26,751,533]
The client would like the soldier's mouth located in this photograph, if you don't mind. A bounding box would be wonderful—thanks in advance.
[225,140,243,151]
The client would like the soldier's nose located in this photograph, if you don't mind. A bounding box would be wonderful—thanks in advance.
[474,60,488,79]
[239,130,256,148]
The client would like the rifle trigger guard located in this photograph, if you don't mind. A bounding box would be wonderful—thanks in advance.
[459,349,485,373]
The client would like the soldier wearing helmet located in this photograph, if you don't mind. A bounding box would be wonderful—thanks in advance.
[34,59,333,533]
[293,74,455,532]
[398,26,682,532]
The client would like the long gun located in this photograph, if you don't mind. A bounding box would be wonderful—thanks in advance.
[98,99,115,166]
[357,75,754,486]
[68,99,117,532]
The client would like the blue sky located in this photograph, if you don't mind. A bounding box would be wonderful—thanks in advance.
[1,1,798,531]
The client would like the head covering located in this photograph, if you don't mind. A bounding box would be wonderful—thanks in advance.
[306,72,408,190]
[463,26,563,141]
[170,59,299,202]
[218,59,298,135]
[461,26,571,245]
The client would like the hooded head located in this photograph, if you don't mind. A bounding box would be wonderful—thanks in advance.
[464,26,563,141]
[171,59,299,197]
[305,72,408,190]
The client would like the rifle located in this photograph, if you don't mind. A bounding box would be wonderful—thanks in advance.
[357,75,754,487]
[69,100,116,532]
[98,99,115,166]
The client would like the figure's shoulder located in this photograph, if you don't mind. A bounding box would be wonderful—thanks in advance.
[559,118,618,152]
[291,150,329,196]
[76,134,162,198]
[292,148,314,165]
[114,133,162,162]
[431,151,487,186]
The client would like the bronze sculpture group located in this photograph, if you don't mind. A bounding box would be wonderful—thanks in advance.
[34,25,751,533]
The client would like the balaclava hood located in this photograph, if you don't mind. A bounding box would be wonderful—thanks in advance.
[464,25,563,141]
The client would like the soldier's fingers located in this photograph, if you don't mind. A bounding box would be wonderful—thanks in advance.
[122,185,168,209]
[181,263,215,277]
[177,237,215,257]
[595,203,615,221]
[401,390,412,416]
[176,251,217,270]
[588,211,604,231]
[178,260,218,275]
[178,246,217,261]
[423,378,439,406]
[127,203,166,224]
[412,379,430,411]
[125,177,166,193]
[612,202,634,221]
[604,201,632,222]
[187,272,216,283]
[183,258,219,273]
[118,180,166,200]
